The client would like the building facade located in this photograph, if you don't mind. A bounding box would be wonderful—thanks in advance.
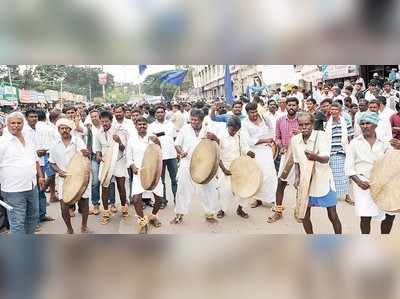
[192,65,263,99]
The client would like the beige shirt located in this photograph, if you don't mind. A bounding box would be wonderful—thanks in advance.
[291,130,334,197]
[218,129,250,169]
[345,135,390,180]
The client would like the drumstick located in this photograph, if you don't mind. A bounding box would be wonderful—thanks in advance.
[0,199,13,211]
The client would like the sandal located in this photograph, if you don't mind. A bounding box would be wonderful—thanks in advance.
[267,212,283,223]
[137,215,149,234]
[236,206,249,219]
[216,210,225,219]
[170,214,184,225]
[81,226,93,234]
[110,204,118,214]
[250,200,262,208]
[121,205,129,218]
[205,214,218,224]
[345,195,355,206]
[149,214,162,228]
[101,210,112,225]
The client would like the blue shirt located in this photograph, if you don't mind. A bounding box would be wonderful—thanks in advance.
[211,113,246,123]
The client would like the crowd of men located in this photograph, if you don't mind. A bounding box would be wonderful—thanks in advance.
[1,77,400,234]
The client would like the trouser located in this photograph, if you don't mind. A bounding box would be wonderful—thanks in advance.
[1,187,39,234]
[91,158,115,206]
[161,158,178,202]
[38,168,47,221]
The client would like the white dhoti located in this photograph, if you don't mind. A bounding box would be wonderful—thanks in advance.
[58,175,91,201]
[351,178,385,220]
[277,152,295,185]
[175,159,219,215]
[131,172,163,198]
[252,145,277,203]
[113,157,128,178]
[217,168,248,212]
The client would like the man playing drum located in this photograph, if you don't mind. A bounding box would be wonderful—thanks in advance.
[94,110,129,225]
[49,118,91,234]
[241,102,278,210]
[345,111,398,234]
[171,108,220,225]
[292,112,342,234]
[216,116,255,219]
[126,117,163,234]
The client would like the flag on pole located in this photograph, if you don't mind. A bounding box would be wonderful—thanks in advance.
[224,65,234,105]
[139,64,147,76]
[159,70,188,87]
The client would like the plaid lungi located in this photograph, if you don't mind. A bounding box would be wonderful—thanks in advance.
[329,154,349,198]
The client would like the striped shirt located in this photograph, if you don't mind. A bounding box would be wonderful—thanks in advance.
[275,115,299,148]
[330,119,354,155]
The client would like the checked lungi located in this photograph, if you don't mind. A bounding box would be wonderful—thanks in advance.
[329,153,349,198]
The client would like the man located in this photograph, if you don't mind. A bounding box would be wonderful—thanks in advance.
[354,82,365,100]
[126,117,163,234]
[267,97,299,223]
[23,109,54,228]
[354,98,369,137]
[44,110,61,203]
[390,100,400,140]
[276,93,288,118]
[325,102,354,205]
[0,112,45,234]
[265,99,280,136]
[345,111,397,234]
[148,105,178,209]
[63,106,87,141]
[216,116,255,219]
[94,110,129,225]
[364,82,379,101]
[368,100,392,142]
[113,104,136,139]
[312,81,323,104]
[171,108,220,224]
[291,86,304,103]
[321,85,332,99]
[343,85,358,104]
[242,102,277,209]
[49,118,91,234]
[305,98,317,114]
[332,87,344,102]
[381,82,399,111]
[314,98,332,131]
[292,112,342,234]
[376,95,396,123]
[86,109,115,215]
[210,101,245,122]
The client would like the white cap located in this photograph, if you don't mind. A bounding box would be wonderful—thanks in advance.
[373,72,379,77]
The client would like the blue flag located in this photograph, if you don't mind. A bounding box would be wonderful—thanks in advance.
[224,65,234,105]
[139,64,147,75]
[159,70,188,86]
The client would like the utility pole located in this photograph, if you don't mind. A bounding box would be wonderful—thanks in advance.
[8,66,12,86]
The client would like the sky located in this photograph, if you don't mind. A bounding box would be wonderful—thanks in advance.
[102,65,175,83]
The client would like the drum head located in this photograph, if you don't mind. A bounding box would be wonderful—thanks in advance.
[370,149,400,213]
[63,152,91,204]
[190,139,219,184]
[230,155,263,198]
[99,142,119,188]
[140,144,163,190]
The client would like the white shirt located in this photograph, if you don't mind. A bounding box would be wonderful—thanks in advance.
[345,135,390,179]
[126,133,156,168]
[364,91,377,101]
[242,117,274,147]
[175,123,217,160]
[380,107,396,123]
[218,129,250,168]
[376,117,393,142]
[382,89,399,110]
[112,118,136,140]
[265,111,280,137]
[49,137,86,171]
[0,133,38,192]
[93,128,126,161]
[170,111,185,132]
[275,108,287,119]
[292,92,304,102]
[148,120,177,160]
[291,130,334,197]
